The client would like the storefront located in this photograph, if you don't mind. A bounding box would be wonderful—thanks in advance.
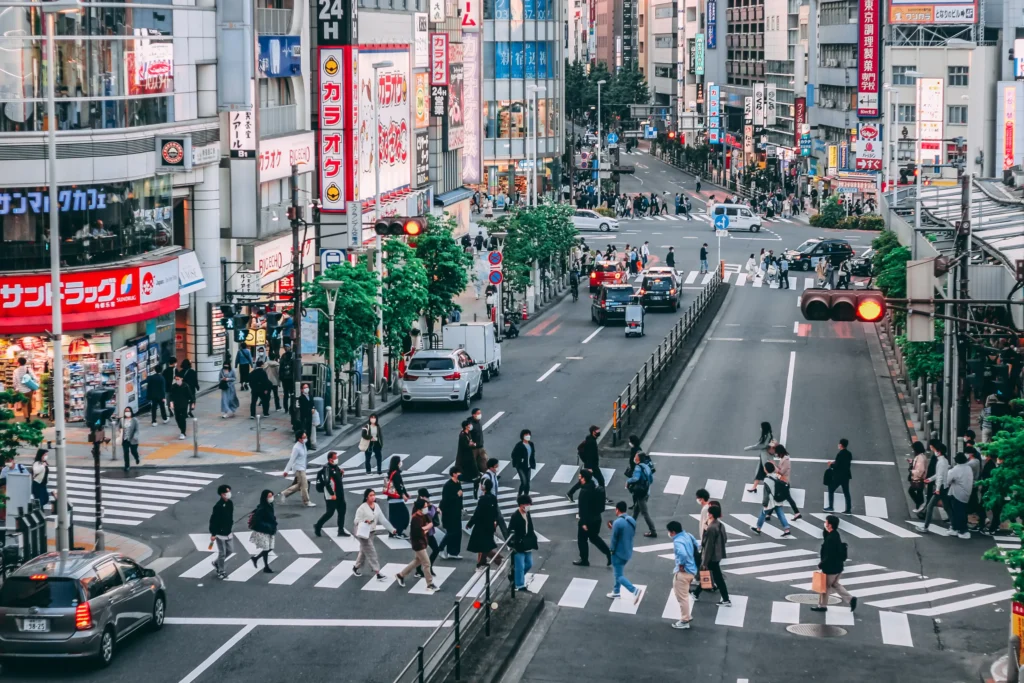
[0,250,205,421]
[481,158,558,205]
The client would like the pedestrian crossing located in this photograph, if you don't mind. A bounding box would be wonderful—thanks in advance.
[47,468,223,527]
[614,213,803,226]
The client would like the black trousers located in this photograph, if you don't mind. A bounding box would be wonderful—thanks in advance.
[250,390,270,417]
[577,518,610,563]
[315,498,347,533]
[173,407,188,436]
[780,272,790,289]
[827,480,851,512]
[567,465,606,497]
[516,467,531,496]
[148,400,167,423]
[693,560,729,601]
[269,385,281,410]
[364,443,383,474]
[239,364,250,388]
[283,384,295,414]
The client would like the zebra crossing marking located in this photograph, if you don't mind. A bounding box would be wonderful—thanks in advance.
[363,563,407,591]
[228,554,278,582]
[551,465,578,483]
[866,583,991,609]
[146,557,181,573]
[793,571,920,590]
[609,585,648,614]
[513,463,545,480]
[715,595,748,627]
[904,589,1014,616]
[525,573,549,593]
[279,529,321,554]
[315,560,357,589]
[689,514,749,538]
[558,578,599,608]
[879,611,914,646]
[853,515,920,538]
[269,558,320,585]
[704,479,727,500]
[719,549,815,567]
[864,496,889,518]
[825,606,855,626]
[771,601,800,624]
[727,559,820,575]
[809,513,881,539]
[410,567,456,594]
[758,564,885,583]
[407,456,443,473]
[664,475,689,496]
[848,578,957,599]
[730,513,790,539]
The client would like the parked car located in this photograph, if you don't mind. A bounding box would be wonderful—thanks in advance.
[0,551,166,666]
[572,209,618,233]
[401,348,483,410]
[710,203,762,232]
[591,284,636,324]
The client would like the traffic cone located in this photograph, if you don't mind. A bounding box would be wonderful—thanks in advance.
[521,302,528,321]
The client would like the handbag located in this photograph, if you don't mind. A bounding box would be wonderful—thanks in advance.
[383,471,401,499]
[811,570,828,594]
[699,569,713,590]
[822,466,834,487]
[355,519,374,539]
[20,374,39,392]
[218,379,228,391]
[358,437,371,452]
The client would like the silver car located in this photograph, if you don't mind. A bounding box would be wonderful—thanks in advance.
[0,551,167,666]
[401,349,483,410]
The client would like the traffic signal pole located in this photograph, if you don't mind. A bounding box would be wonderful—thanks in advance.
[290,164,303,431]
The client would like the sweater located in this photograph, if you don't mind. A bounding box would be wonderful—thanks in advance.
[208,498,234,537]
[353,502,395,534]
[610,514,636,563]
[285,441,308,473]
[946,463,974,503]
[928,456,950,491]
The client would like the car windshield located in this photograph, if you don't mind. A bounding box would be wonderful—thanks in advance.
[593,264,617,273]
[407,358,454,371]
[0,577,80,608]
[646,278,673,291]
[795,239,820,254]
[605,289,633,302]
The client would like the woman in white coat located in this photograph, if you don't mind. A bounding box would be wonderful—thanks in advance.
[352,489,395,580]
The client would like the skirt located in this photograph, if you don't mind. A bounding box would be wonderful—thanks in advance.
[753,462,766,482]
[250,531,275,551]
[389,500,410,533]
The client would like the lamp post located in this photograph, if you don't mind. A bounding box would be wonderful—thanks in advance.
[319,280,341,419]
[526,85,547,206]
[370,59,393,409]
[596,80,606,195]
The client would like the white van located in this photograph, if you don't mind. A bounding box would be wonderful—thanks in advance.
[711,203,762,233]
[442,322,501,381]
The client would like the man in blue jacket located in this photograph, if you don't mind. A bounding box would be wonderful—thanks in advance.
[667,520,698,630]
[607,501,642,604]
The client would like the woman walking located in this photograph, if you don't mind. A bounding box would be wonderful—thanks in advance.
[384,456,410,538]
[744,253,759,279]
[907,441,928,513]
[695,503,730,605]
[120,407,141,472]
[361,414,384,475]
[180,359,199,417]
[457,420,480,497]
[30,448,49,508]
[248,490,278,574]
[235,343,253,390]
[772,444,801,519]
[511,429,536,496]
[352,489,394,580]
[219,362,239,418]
[744,421,774,492]
[466,478,508,569]
[508,494,538,591]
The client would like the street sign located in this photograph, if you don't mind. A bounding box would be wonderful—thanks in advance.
[716,229,729,237]
[624,130,644,138]
[644,125,657,139]
[955,220,971,236]
[320,248,346,272]
[606,132,619,144]
[714,214,730,230]
[488,270,504,285]
[487,251,503,267]
[237,270,261,300]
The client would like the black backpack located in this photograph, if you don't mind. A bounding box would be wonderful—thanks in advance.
[772,477,790,503]
[315,465,330,493]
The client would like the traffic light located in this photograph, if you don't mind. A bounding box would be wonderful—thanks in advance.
[374,216,426,238]
[668,131,676,140]
[84,388,115,431]
[800,289,887,322]
[231,314,250,331]
[233,328,249,343]
[966,358,985,398]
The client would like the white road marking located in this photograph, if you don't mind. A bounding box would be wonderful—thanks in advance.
[407,456,444,473]
[719,549,816,566]
[648,453,896,466]
[409,567,456,594]
[146,557,181,573]
[558,578,598,608]
[166,617,449,627]
[761,339,796,343]
[848,578,957,598]
[513,463,545,479]
[609,585,648,614]
[825,606,855,626]
[793,320,800,334]
[715,595,748,627]
[704,478,727,499]
[771,601,800,624]
[792,571,921,590]
[735,273,747,286]
[684,271,698,284]
[780,350,796,444]
[340,452,368,469]
[904,589,1015,616]
[176,624,257,683]
[268,557,320,585]
[878,611,914,647]
[863,496,888,518]
[227,553,278,582]
[551,464,579,483]
[664,475,689,495]
[537,363,561,382]
[315,561,358,589]
[279,529,321,554]
[362,563,407,591]
[582,327,604,344]
[525,573,549,593]
[868,583,994,609]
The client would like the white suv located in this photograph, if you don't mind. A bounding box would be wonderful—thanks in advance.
[401,349,483,410]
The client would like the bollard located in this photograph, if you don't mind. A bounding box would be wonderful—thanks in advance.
[192,418,199,458]
[255,414,262,452]
[310,421,318,450]
[325,406,334,436]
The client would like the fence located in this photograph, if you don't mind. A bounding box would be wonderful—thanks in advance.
[611,270,723,446]
[392,536,517,683]
[880,313,942,442]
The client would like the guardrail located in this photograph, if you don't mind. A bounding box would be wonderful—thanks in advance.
[392,535,517,683]
[611,269,723,446]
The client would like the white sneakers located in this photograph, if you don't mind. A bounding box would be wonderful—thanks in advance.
[178,434,186,440]
[671,620,691,630]
[304,501,316,507]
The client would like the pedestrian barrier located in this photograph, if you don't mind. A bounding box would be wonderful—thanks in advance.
[392,535,516,683]
[192,417,199,458]
[611,270,723,446]
[14,501,47,564]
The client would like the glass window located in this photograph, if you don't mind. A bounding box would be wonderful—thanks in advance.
[891,66,917,86]
[538,99,548,136]
[495,0,510,19]
[524,0,535,19]
[526,42,537,78]
[116,559,142,583]
[496,42,512,79]
[536,0,548,20]
[655,35,674,48]
[897,104,916,123]
[947,105,968,125]
[498,100,526,138]
[511,42,525,78]
[654,4,675,18]
[484,41,496,78]
[510,0,523,20]
[948,65,969,87]
[484,101,497,138]
[1,96,174,133]
[93,562,124,597]
[0,578,80,608]
[484,0,495,18]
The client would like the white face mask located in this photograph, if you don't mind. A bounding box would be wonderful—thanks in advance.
[523,435,531,442]
[303,389,309,395]
[267,496,274,504]
[223,492,232,500]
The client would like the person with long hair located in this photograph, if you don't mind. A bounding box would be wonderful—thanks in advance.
[120,407,140,472]
[248,490,278,573]
[361,413,384,475]
[30,448,49,508]
[466,478,508,568]
[352,489,394,580]
[744,421,774,492]
[772,444,801,519]
[219,361,239,419]
[384,456,410,538]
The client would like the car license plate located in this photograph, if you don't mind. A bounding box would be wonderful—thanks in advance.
[427,377,437,383]
[651,295,665,299]
[21,619,48,632]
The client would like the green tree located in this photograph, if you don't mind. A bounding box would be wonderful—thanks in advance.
[381,238,429,356]
[812,194,846,228]
[895,321,944,382]
[980,400,1024,600]
[0,390,44,462]
[606,65,650,121]
[870,230,902,275]
[303,262,380,369]
[483,204,578,298]
[416,213,474,335]
[564,59,593,123]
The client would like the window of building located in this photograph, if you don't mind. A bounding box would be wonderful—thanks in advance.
[947,105,968,125]
[654,3,675,18]
[654,35,674,48]
[897,104,916,123]
[654,64,677,78]
[948,65,969,87]
[891,66,918,85]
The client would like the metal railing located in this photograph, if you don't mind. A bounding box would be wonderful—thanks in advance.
[256,8,293,35]
[259,104,299,138]
[392,535,517,683]
[612,270,723,446]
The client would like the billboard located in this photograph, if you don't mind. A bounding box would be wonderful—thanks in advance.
[706,0,717,48]
[258,36,302,78]
[462,33,482,183]
[445,62,465,151]
[318,49,346,211]
[753,83,765,126]
[855,123,882,171]
[857,0,880,117]
[888,1,976,24]
[431,34,449,84]
[766,84,777,126]
[694,34,705,75]
[358,47,412,199]
[917,77,943,164]
[414,14,428,68]
[997,82,1023,173]
[414,72,430,128]
[415,130,430,186]
[126,38,173,95]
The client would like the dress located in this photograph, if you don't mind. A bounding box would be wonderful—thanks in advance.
[220,369,239,414]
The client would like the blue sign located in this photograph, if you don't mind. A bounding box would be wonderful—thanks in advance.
[536,0,548,19]
[525,41,537,78]
[714,214,729,230]
[320,248,346,272]
[494,0,510,19]
[537,41,549,78]
[709,130,720,144]
[644,125,657,139]
[510,41,525,78]
[0,189,107,215]
[607,133,619,144]
[706,1,717,50]
[800,133,811,157]
[708,116,720,130]
[839,143,849,170]
[496,42,511,79]
[257,36,302,78]
[806,84,815,108]
[488,270,504,285]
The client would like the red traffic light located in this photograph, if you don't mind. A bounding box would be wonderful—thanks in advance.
[668,131,676,139]
[800,289,886,322]
[402,218,425,238]
[374,216,426,238]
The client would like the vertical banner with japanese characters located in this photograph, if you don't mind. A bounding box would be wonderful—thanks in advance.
[753,83,765,127]
[316,0,357,212]
[766,83,777,126]
[857,0,880,117]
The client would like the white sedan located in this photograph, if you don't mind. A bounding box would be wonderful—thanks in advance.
[572,209,619,233]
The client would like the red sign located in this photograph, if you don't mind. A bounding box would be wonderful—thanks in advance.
[430,34,449,85]
[0,259,180,334]
[278,275,294,293]
[794,97,806,147]
[856,0,880,118]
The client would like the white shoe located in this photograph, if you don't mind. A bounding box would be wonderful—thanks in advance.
[440,551,450,560]
[671,620,691,630]
[633,587,644,605]
[178,434,186,440]
[606,592,622,599]
[163,419,169,424]
[304,501,316,507]
[957,532,971,539]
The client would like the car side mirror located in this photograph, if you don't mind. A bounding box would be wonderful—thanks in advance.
[143,568,157,578]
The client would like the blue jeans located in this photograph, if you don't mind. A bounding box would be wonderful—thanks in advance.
[611,557,636,595]
[514,551,533,589]
[700,259,709,272]
[756,505,790,530]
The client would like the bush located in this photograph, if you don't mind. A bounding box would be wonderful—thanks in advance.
[858,215,885,231]
[595,207,617,218]
[808,213,824,227]
[815,195,846,228]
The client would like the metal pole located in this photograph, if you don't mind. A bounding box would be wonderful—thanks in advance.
[597,83,603,193]
[943,270,953,447]
[290,164,303,428]
[913,127,921,260]
[255,414,262,452]
[92,435,103,550]
[890,90,899,208]
[192,417,199,458]
[45,11,69,560]
[884,87,892,200]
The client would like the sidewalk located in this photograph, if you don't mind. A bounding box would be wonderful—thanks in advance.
[43,523,152,564]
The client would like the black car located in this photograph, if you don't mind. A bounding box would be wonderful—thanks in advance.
[639,275,680,311]
[848,247,874,277]
[784,238,855,271]
[591,284,635,324]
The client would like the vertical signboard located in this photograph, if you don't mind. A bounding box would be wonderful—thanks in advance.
[753,83,765,127]
[415,130,430,186]
[463,33,482,183]
[316,0,355,213]
[708,84,721,144]
[677,5,685,124]
[857,0,880,117]
[229,110,255,158]
[706,0,717,48]
[414,72,430,128]
[744,96,753,124]
[1002,84,1018,172]
[1015,39,1024,80]
[414,14,429,68]
[855,123,883,170]
[358,48,412,199]
[766,84,777,126]
[429,0,445,22]
[794,96,806,149]
[694,34,705,75]
[445,62,465,151]
[430,34,449,84]
[917,77,943,164]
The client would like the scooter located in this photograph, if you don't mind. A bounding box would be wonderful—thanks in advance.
[502,310,521,339]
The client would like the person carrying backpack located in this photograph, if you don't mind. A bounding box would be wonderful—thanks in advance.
[566,425,606,502]
[750,461,792,536]
[573,470,612,567]
[626,449,657,538]
[811,514,857,613]
[313,451,348,537]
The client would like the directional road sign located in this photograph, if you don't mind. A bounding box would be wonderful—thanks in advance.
[606,133,619,145]
[714,214,730,230]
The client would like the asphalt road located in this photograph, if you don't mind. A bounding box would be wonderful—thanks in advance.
[5,157,1007,683]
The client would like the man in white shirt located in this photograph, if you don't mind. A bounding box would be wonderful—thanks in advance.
[280,431,315,507]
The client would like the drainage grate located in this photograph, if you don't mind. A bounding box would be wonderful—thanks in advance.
[786,594,841,605]
[786,624,848,638]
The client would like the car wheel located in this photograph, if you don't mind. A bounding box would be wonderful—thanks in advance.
[802,261,811,271]
[150,594,166,631]
[474,378,483,399]
[97,627,115,667]
[462,389,471,411]
[482,368,490,382]
[750,225,755,232]
[600,223,610,232]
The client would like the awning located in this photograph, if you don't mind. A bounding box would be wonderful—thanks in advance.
[434,187,475,207]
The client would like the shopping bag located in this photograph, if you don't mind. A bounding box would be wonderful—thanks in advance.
[699,570,713,590]
[434,528,446,547]
[811,571,828,594]
[355,520,374,540]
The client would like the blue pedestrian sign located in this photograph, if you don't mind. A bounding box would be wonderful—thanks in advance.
[606,133,619,145]
[644,125,657,139]
[714,214,730,230]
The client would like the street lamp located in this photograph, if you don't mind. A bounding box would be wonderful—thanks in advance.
[318,280,342,421]
[596,80,607,196]
[526,84,547,206]
[370,59,393,409]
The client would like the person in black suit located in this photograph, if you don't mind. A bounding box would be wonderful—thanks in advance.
[297,382,314,441]
[248,360,272,418]
[824,438,853,514]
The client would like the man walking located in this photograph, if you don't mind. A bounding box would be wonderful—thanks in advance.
[168,374,194,441]
[248,359,271,418]
[824,438,853,514]
[641,241,651,268]
[313,451,347,536]
[750,461,793,536]
[665,246,676,269]
[573,470,612,567]
[699,243,709,274]
[666,520,698,629]
[209,484,234,580]
[439,467,464,559]
[694,503,731,605]
[779,255,790,289]
[567,425,606,503]
[607,501,643,604]
[946,453,975,539]
[395,499,439,593]
[280,344,296,414]
[626,451,657,537]
[161,358,177,418]
[811,514,857,613]
[280,431,315,507]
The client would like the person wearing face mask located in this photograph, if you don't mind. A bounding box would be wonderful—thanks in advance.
[209,485,234,580]
[30,448,50,508]
[360,414,384,475]
[469,408,487,481]
[168,375,194,440]
[314,451,348,537]
[248,490,278,573]
[811,514,856,613]
[508,494,538,591]
[384,456,410,538]
[352,488,394,580]
[297,383,314,439]
[566,425,606,503]
[280,431,315,506]
[120,407,140,472]
[511,430,537,497]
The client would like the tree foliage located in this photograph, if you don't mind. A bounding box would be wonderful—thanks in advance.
[604,65,650,122]
[0,391,44,463]
[564,59,650,125]
[416,213,473,325]
[812,194,846,228]
[874,245,911,298]
[381,238,429,355]
[980,399,1024,600]
[484,204,577,295]
[303,262,379,368]
[895,321,944,382]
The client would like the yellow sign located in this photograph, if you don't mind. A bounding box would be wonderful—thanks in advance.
[827,145,838,170]
[1013,602,1024,664]
[245,328,267,347]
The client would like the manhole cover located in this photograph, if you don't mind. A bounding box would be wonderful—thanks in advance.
[786,593,841,605]
[786,624,848,638]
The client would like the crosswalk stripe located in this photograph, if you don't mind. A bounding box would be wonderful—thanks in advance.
[558,578,599,608]
[146,557,181,573]
[609,585,647,614]
[904,589,1014,616]
[407,456,443,473]
[826,606,855,626]
[715,595,748,627]
[704,479,727,500]
[727,542,784,554]
[228,553,277,581]
[409,566,456,594]
[155,469,222,480]
[135,474,212,486]
[867,583,993,609]
[849,578,956,598]
[723,271,734,283]
[655,216,667,221]
[726,559,820,575]
[525,573,549,593]
[690,514,749,538]
[497,460,512,475]
[64,474,203,493]
[863,496,888,518]
[771,601,800,624]
[513,463,545,480]
[730,513,787,539]
[684,271,698,284]
[664,475,689,495]
[635,542,674,554]
[65,481,190,499]
[340,452,368,469]
[532,508,582,519]
[719,549,815,566]
[735,273,747,286]
[601,468,616,485]
[65,491,175,506]
[180,553,224,579]
[551,464,578,484]
[740,486,762,504]
[233,532,259,555]
[517,500,575,514]
[701,273,714,285]
[378,534,412,550]
[315,560,357,588]
[789,277,798,289]
[879,611,914,646]
[66,496,166,512]
[851,515,921,538]
[809,513,880,539]
[279,529,321,554]
[328,534,361,553]
[804,277,815,290]
[751,277,763,288]
[189,533,212,553]
[363,563,407,591]
[269,558,320,585]
[662,593,682,620]
[793,571,920,590]
[759,564,884,583]
[785,518,823,539]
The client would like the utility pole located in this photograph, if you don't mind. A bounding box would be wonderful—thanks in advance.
[289,164,303,431]
[952,173,973,449]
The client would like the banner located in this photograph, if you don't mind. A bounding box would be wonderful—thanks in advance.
[358,47,412,199]
[857,0,881,117]
[415,130,430,186]
[855,122,883,171]
[753,83,765,127]
[888,1,976,24]
[318,49,346,211]
[444,62,465,150]
[766,84,777,126]
[917,77,944,164]
[794,96,806,148]
[414,14,428,68]
[414,72,430,128]
[462,33,482,183]
[430,34,449,84]
[744,96,753,124]
[706,0,717,48]
[694,34,705,75]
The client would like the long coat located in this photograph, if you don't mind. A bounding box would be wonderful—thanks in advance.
[220,369,239,413]
[466,492,507,553]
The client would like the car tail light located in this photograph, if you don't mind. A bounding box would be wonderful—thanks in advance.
[614,273,622,279]
[639,289,646,295]
[402,373,418,381]
[590,272,596,279]
[75,602,92,630]
[442,372,462,381]
[29,574,47,580]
